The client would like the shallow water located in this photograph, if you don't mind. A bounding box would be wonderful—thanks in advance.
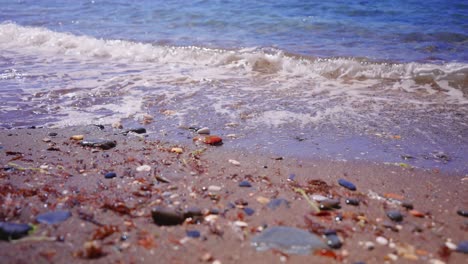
[0,1,467,172]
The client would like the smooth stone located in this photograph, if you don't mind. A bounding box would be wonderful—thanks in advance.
[36,210,72,225]
[208,185,222,192]
[243,207,255,216]
[345,198,360,206]
[125,127,146,134]
[136,165,151,172]
[81,139,116,150]
[48,132,58,137]
[202,135,222,145]
[338,178,356,191]
[104,172,117,179]
[456,241,468,254]
[319,199,341,210]
[186,230,201,238]
[0,222,32,240]
[196,127,210,134]
[386,210,404,222]
[239,181,252,188]
[457,210,468,217]
[183,207,203,219]
[324,233,342,249]
[267,198,290,210]
[401,201,414,210]
[152,207,185,226]
[251,226,326,255]
[376,236,389,245]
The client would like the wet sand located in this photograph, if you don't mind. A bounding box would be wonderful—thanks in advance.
[0,125,467,263]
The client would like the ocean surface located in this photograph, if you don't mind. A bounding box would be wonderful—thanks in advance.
[1,0,467,172]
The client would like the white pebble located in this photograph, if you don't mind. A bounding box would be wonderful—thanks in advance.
[197,127,210,134]
[136,165,151,172]
[228,159,240,166]
[376,236,388,245]
[445,240,457,250]
[208,185,222,192]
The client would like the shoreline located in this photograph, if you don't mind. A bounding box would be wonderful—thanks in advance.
[0,125,467,263]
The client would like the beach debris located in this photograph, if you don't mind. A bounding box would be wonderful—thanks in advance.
[186,230,201,238]
[386,210,404,222]
[70,135,84,140]
[136,165,151,172]
[251,226,326,255]
[228,159,241,166]
[36,210,72,225]
[238,180,252,188]
[0,222,32,240]
[196,127,210,134]
[294,188,320,213]
[456,241,468,254]
[457,210,468,217]
[152,206,186,226]
[323,230,342,249]
[81,139,116,150]
[104,172,117,179]
[345,198,360,206]
[338,178,356,191]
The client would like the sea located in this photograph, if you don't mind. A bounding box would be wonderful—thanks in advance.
[1,0,467,172]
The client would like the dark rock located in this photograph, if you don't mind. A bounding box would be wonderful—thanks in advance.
[36,210,72,225]
[457,210,468,217]
[324,232,342,249]
[244,207,255,216]
[239,181,252,187]
[186,230,201,238]
[456,240,468,254]
[125,127,146,134]
[152,207,185,226]
[0,222,32,240]
[48,132,58,137]
[94,124,105,130]
[401,201,414,210]
[267,198,290,210]
[104,172,117,179]
[81,139,116,150]
[386,210,403,222]
[183,207,203,218]
[338,178,356,191]
[345,198,360,206]
[288,174,296,181]
[319,199,341,210]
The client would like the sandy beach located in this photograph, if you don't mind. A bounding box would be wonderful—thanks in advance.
[1,125,467,263]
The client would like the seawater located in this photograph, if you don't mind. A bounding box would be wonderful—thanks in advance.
[0,1,467,172]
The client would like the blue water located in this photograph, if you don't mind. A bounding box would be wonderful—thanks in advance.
[2,0,467,62]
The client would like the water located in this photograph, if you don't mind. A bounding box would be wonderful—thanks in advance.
[1,0,467,172]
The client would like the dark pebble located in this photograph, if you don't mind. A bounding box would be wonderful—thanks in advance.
[457,210,468,217]
[120,234,128,241]
[319,199,341,210]
[183,207,203,218]
[243,207,255,216]
[36,210,72,225]
[288,174,296,181]
[239,181,252,187]
[81,139,116,150]
[186,230,201,238]
[48,132,58,137]
[456,240,468,254]
[126,127,146,134]
[345,198,360,206]
[0,222,32,240]
[338,178,356,191]
[324,231,342,249]
[401,201,414,210]
[104,172,117,179]
[152,207,185,226]
[267,198,290,210]
[94,124,105,130]
[386,210,403,222]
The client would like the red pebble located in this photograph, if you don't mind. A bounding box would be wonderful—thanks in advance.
[203,135,222,145]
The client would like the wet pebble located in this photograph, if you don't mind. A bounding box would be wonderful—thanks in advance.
[386,210,404,222]
[338,178,356,191]
[243,207,255,216]
[81,139,116,150]
[196,127,210,134]
[319,199,341,210]
[323,230,342,249]
[152,207,185,226]
[104,172,117,179]
[186,230,201,238]
[36,210,72,225]
[125,127,146,134]
[0,222,32,240]
[239,181,252,188]
[456,241,468,254]
[345,198,360,206]
[202,135,223,145]
[457,210,468,217]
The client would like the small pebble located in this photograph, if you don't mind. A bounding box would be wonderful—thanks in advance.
[238,181,252,188]
[126,127,146,134]
[152,207,185,226]
[376,236,389,245]
[48,132,58,137]
[104,172,117,179]
[364,241,375,250]
[319,199,340,210]
[228,159,240,166]
[401,201,414,210]
[81,139,116,150]
[0,222,32,240]
[196,127,210,134]
[338,178,356,191]
[36,210,72,225]
[267,198,290,210]
[208,185,222,192]
[186,230,201,238]
[456,240,468,254]
[445,241,457,250]
[386,210,404,222]
[243,207,255,216]
[323,230,342,249]
[202,135,222,145]
[345,198,360,206]
[136,165,151,172]
[457,210,468,217]
[171,147,183,154]
[70,135,84,140]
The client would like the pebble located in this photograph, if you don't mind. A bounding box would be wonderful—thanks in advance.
[186,230,201,238]
[183,207,203,219]
[70,135,84,140]
[234,221,248,228]
[319,199,341,210]
[42,137,51,142]
[81,139,116,150]
[0,222,32,240]
[456,240,468,254]
[323,230,342,249]
[386,210,403,222]
[338,178,356,191]
[243,207,255,216]
[112,121,123,129]
[238,181,252,188]
[136,165,151,172]
[104,172,117,179]
[311,194,328,202]
[376,236,389,245]
[401,201,414,210]
[152,207,185,226]
[364,241,375,250]
[409,209,425,218]
[457,210,468,217]
[267,198,290,210]
[202,135,223,145]
[196,127,210,134]
[208,185,222,192]
[126,127,146,134]
[228,159,240,166]
[251,226,326,254]
[48,132,58,137]
[256,196,270,204]
[171,147,183,154]
[345,198,360,206]
[445,240,457,250]
[36,210,72,225]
